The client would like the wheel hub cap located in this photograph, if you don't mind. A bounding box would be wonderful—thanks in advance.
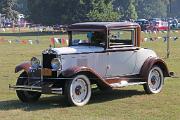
[75,85,82,95]
[148,69,162,91]
[71,78,88,103]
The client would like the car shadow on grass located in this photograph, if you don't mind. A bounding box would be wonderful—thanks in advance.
[0,89,145,111]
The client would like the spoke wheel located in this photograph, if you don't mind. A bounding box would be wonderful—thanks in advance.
[65,75,91,106]
[144,66,164,94]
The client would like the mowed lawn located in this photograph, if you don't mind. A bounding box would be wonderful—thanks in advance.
[0,30,180,120]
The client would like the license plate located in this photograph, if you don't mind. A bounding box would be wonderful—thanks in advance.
[42,68,52,76]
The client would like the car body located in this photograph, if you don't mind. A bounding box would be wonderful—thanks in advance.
[178,23,180,28]
[135,19,150,31]
[53,24,68,32]
[149,20,169,31]
[149,18,162,22]
[10,22,170,106]
[168,18,179,29]
[18,14,25,19]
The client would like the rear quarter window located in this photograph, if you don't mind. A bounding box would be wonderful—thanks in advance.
[109,29,135,48]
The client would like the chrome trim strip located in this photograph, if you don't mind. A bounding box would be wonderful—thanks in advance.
[110,82,146,88]
[9,85,63,94]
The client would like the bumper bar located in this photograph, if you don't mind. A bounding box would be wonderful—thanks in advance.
[9,84,63,94]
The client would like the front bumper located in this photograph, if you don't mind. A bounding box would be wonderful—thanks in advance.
[10,68,66,95]
[9,84,63,94]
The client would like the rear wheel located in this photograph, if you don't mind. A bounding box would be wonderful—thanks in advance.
[65,75,91,106]
[16,72,41,103]
[143,66,164,94]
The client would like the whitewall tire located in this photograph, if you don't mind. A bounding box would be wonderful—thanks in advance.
[144,66,164,94]
[65,75,91,106]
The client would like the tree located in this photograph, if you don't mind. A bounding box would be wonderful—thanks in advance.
[137,0,168,19]
[27,0,93,24]
[169,0,180,17]
[0,0,18,20]
[113,0,174,20]
[22,0,180,25]
[27,0,120,24]
[113,0,137,20]
[87,0,120,22]
[15,0,28,15]
[126,0,138,20]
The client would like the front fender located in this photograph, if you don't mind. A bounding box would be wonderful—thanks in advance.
[62,66,93,77]
[140,57,170,78]
[62,66,111,88]
[15,61,31,73]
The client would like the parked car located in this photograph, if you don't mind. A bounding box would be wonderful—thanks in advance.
[3,21,13,28]
[18,14,25,19]
[53,24,68,32]
[135,19,150,31]
[149,18,162,22]
[178,23,180,29]
[149,20,169,31]
[168,18,179,29]
[10,22,170,106]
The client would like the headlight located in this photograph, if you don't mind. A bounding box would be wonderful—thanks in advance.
[51,58,61,70]
[30,57,40,69]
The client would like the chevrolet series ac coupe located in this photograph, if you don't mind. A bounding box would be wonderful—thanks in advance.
[10,22,170,106]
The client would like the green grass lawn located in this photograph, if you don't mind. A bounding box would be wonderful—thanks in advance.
[0,30,180,120]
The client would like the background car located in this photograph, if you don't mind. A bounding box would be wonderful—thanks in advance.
[53,24,68,32]
[148,20,169,31]
[168,18,179,29]
[135,19,150,31]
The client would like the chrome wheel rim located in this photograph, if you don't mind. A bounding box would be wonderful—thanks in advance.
[148,67,163,93]
[70,75,91,106]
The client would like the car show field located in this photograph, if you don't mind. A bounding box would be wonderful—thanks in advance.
[0,30,180,120]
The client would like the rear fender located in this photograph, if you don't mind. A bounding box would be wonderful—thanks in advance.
[140,57,170,78]
[15,61,31,73]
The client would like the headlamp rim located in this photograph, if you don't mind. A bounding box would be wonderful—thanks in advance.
[30,57,40,68]
[51,58,61,70]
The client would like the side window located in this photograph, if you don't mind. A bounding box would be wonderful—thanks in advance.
[109,29,135,48]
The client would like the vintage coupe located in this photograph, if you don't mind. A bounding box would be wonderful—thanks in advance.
[10,22,170,106]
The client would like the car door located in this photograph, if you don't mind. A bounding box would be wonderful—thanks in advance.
[106,50,137,77]
[106,28,138,77]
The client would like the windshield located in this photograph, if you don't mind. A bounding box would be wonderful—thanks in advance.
[70,31,106,47]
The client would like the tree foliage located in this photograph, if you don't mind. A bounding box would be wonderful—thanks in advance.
[27,0,91,24]
[87,0,120,22]
[126,0,138,20]
[1,0,180,24]
[137,0,167,19]
[0,0,18,19]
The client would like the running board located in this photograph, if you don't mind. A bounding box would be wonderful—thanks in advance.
[9,85,63,94]
[110,81,146,88]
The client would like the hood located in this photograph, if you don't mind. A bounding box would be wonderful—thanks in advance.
[51,46,104,55]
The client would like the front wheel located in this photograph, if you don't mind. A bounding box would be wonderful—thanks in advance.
[16,72,41,103]
[143,66,164,94]
[65,75,91,106]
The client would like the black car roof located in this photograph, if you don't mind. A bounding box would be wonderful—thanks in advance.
[68,22,139,31]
